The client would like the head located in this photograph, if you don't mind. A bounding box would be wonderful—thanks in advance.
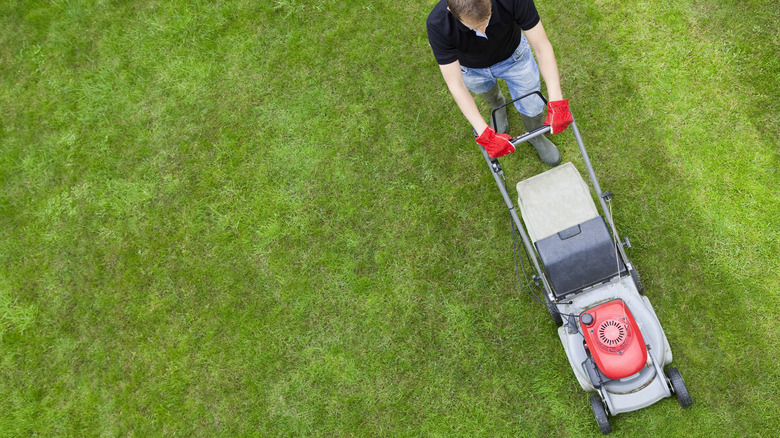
[447,0,492,31]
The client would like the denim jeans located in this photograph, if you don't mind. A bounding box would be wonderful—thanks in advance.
[460,35,545,117]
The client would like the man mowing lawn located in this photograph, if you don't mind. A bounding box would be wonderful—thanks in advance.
[427,0,573,164]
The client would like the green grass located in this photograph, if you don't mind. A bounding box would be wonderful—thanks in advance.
[1,0,778,436]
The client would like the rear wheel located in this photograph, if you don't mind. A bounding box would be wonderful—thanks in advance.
[589,395,612,434]
[666,367,693,407]
[545,300,563,326]
[630,267,645,294]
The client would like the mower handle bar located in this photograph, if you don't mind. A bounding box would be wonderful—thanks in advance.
[511,126,552,146]
[490,91,551,146]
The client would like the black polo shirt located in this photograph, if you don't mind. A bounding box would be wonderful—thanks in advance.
[426,0,540,68]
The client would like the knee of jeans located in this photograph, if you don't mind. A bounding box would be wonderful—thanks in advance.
[461,69,495,94]
[515,101,545,117]
[465,80,497,95]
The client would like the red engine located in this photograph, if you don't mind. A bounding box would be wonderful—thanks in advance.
[580,299,647,379]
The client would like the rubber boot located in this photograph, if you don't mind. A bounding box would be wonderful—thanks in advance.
[520,112,561,166]
[479,84,509,134]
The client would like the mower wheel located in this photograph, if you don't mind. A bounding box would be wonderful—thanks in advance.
[589,395,612,434]
[666,367,693,407]
[630,268,645,294]
[546,301,563,326]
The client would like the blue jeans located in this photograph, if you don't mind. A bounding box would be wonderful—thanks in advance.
[460,35,545,117]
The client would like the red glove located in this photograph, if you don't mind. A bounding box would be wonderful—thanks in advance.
[543,99,573,134]
[476,126,515,158]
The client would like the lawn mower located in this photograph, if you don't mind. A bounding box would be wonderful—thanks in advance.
[478,92,692,434]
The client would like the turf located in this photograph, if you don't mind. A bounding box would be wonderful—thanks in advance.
[1,0,778,436]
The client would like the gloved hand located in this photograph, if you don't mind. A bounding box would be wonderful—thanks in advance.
[543,99,573,134]
[476,126,515,158]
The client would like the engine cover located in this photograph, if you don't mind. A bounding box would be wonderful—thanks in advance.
[581,299,647,379]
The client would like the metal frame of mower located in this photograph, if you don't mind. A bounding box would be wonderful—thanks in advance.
[478,92,692,434]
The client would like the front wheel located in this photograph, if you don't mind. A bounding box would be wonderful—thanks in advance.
[589,395,612,434]
[666,367,693,407]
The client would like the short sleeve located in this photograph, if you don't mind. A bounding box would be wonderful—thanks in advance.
[514,0,540,30]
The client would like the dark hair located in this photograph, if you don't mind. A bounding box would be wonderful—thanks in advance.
[447,0,492,22]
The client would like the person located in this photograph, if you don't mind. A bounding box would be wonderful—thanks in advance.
[426,0,573,165]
